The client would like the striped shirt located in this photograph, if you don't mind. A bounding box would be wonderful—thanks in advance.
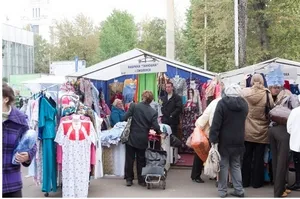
[2,107,37,194]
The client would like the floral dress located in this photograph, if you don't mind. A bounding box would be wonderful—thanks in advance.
[181,100,200,153]
[55,120,96,198]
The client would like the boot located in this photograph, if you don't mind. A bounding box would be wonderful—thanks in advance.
[288,153,300,190]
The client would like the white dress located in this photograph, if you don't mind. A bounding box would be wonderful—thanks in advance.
[55,120,96,198]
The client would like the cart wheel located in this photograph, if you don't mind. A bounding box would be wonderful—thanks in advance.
[44,193,49,197]
[147,183,151,189]
[162,181,166,190]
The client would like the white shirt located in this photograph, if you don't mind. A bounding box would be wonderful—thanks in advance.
[167,93,173,100]
[287,106,300,152]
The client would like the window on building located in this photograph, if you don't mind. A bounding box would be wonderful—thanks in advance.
[35,8,37,18]
[38,8,40,17]
[32,8,34,18]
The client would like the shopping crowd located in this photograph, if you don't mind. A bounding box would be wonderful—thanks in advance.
[2,75,300,198]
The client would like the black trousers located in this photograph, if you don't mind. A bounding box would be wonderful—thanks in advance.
[269,125,290,197]
[170,125,178,138]
[292,151,300,182]
[2,190,22,198]
[242,141,266,188]
[191,154,204,179]
[125,144,146,183]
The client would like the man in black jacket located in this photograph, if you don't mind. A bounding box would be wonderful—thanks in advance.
[161,82,183,138]
[209,84,249,198]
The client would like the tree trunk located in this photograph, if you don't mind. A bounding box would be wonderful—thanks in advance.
[238,0,247,68]
[253,0,270,60]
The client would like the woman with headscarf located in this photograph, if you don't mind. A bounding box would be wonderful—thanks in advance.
[110,99,125,127]
[241,74,274,188]
[268,89,296,197]
[210,84,249,198]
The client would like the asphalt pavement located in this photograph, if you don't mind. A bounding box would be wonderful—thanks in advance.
[21,167,300,198]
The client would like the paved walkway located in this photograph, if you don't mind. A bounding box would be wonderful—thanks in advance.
[22,167,300,198]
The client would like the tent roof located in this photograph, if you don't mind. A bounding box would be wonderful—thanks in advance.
[21,75,66,84]
[220,58,300,79]
[67,48,216,81]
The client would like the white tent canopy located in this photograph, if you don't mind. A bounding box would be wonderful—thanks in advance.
[67,48,216,81]
[21,75,66,94]
[220,58,300,86]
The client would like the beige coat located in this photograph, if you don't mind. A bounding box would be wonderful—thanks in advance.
[242,85,274,144]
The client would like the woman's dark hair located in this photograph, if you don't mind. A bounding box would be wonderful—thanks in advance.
[2,82,15,105]
[187,88,194,100]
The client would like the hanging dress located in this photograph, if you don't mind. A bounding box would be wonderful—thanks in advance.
[181,100,200,153]
[39,97,57,193]
[55,120,96,198]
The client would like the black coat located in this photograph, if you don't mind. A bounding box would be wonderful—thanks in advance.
[209,96,249,156]
[161,93,183,125]
[123,102,161,149]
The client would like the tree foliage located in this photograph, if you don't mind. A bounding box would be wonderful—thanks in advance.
[179,0,300,72]
[34,34,50,73]
[98,10,137,60]
[137,18,166,56]
[51,13,100,66]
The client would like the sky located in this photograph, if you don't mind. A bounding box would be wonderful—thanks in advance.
[1,0,190,28]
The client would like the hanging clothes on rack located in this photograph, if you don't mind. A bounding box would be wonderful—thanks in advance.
[39,95,57,194]
[170,76,187,98]
[109,81,124,105]
[79,78,93,107]
[138,73,158,102]
[55,115,97,198]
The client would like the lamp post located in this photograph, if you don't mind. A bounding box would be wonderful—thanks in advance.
[234,0,239,68]
[166,0,175,60]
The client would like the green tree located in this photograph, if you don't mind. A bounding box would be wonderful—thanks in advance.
[51,13,100,66]
[137,18,166,56]
[98,10,137,60]
[34,34,50,73]
[180,0,235,72]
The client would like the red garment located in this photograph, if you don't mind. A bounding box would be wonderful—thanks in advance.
[284,80,290,90]
[110,92,123,104]
[134,76,139,102]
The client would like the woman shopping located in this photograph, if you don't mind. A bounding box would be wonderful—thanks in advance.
[241,74,274,188]
[2,83,37,198]
[268,90,297,197]
[123,90,162,187]
[110,99,125,127]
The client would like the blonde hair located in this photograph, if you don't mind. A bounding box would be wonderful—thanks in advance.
[142,90,154,104]
[250,74,264,86]
[113,99,122,107]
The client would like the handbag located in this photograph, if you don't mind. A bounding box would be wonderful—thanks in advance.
[269,97,291,125]
[120,104,135,144]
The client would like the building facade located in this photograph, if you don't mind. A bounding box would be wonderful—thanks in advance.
[2,23,34,78]
[21,0,52,42]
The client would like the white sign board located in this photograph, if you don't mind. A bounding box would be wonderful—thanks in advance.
[120,62,167,75]
[50,60,86,76]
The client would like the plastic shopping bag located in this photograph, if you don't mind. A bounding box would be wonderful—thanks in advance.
[12,129,38,165]
[204,143,221,178]
[191,127,210,162]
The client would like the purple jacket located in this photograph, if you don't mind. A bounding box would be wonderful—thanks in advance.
[2,107,37,194]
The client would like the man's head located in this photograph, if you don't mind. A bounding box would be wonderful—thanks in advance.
[165,82,174,94]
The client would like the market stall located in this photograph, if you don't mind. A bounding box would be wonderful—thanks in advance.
[220,58,300,87]
[66,48,217,170]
